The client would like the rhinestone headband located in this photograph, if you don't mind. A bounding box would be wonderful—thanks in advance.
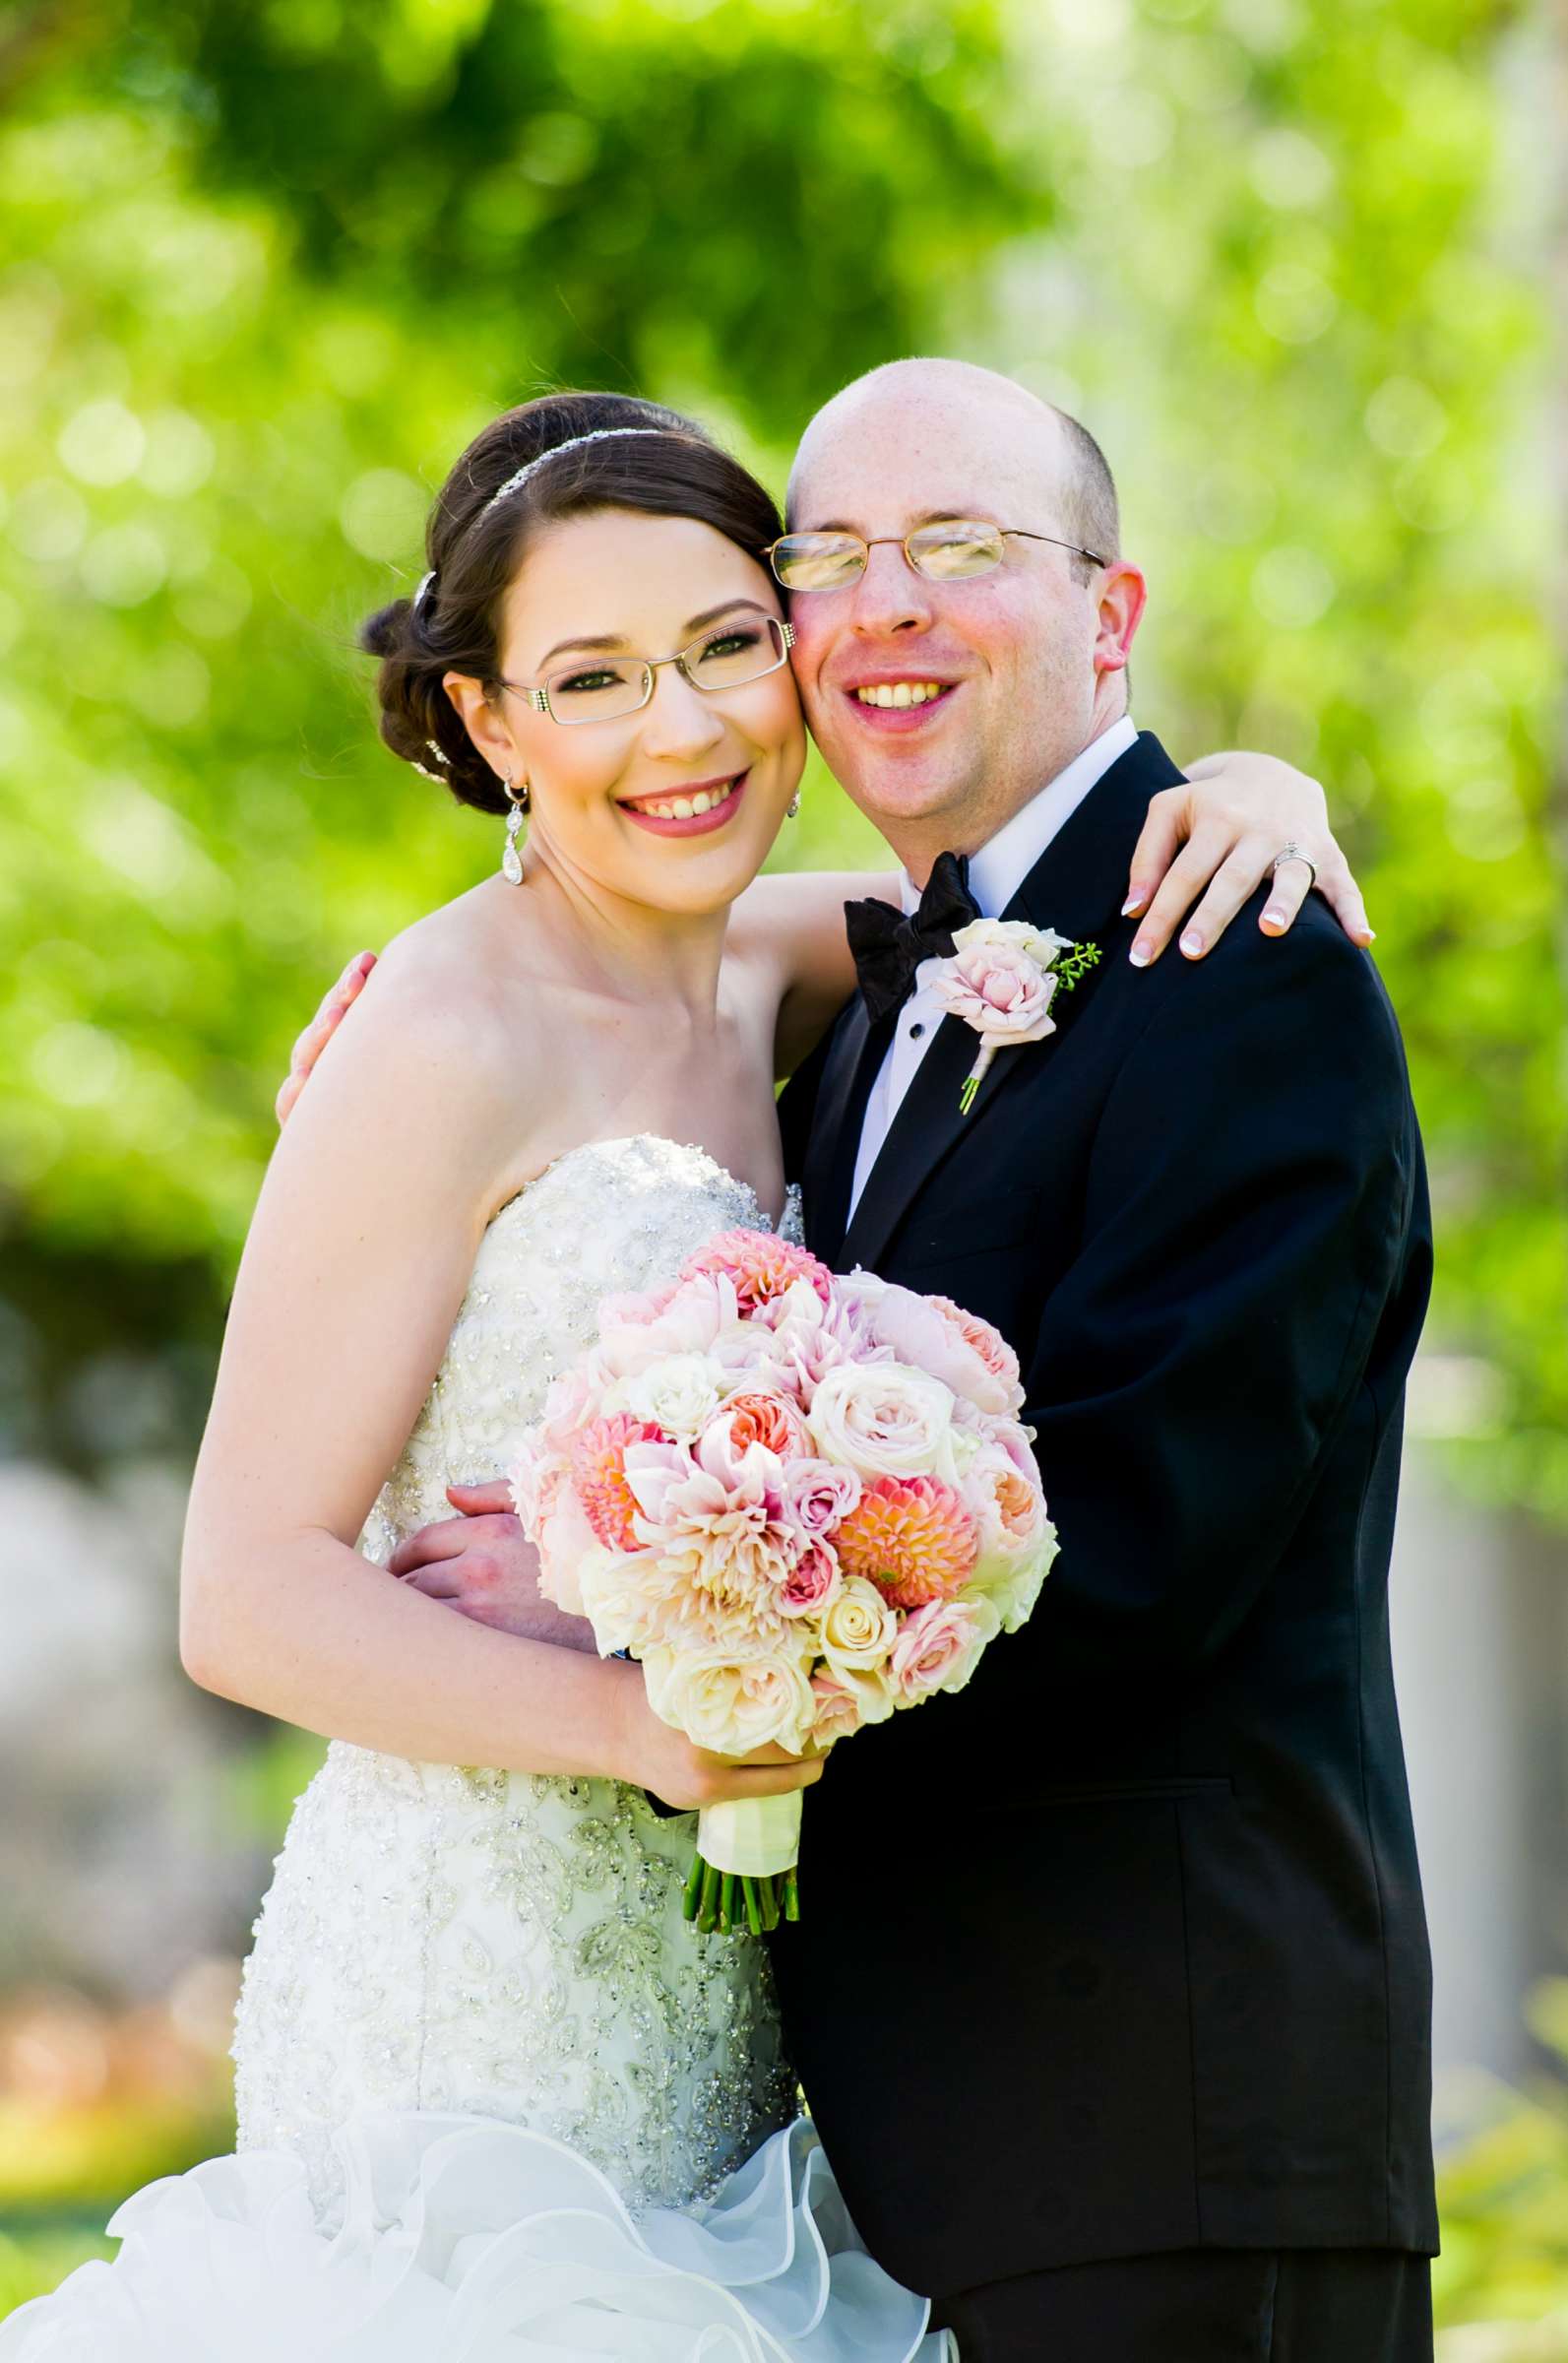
[411,427,675,619]
[477,426,671,520]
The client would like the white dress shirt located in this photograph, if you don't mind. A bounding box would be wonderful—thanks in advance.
[847,714,1138,1220]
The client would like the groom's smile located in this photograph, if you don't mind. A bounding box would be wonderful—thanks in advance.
[845,674,961,731]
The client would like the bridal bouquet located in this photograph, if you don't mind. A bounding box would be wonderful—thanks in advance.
[509,1231,1056,1934]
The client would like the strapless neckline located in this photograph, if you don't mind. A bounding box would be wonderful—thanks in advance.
[493,1131,797,1239]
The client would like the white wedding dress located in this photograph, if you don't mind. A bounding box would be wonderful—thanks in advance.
[2,1136,952,2362]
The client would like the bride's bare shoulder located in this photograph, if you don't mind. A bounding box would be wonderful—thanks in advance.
[313,886,543,1119]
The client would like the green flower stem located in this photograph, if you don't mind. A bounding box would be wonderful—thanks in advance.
[719,1872,735,1934]
[700,1858,721,1934]
[682,1850,705,1923]
[743,1876,764,1936]
[783,1868,800,1922]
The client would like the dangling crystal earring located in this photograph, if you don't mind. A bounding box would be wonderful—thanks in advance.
[786,792,801,819]
[500,774,530,885]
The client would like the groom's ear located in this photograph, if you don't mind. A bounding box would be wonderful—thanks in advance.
[1093,561,1147,682]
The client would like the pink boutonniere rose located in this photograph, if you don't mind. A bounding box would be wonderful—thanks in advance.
[930,918,1102,1113]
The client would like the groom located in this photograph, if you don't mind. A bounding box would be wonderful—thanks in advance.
[285,360,1438,2359]
[763,360,1437,2360]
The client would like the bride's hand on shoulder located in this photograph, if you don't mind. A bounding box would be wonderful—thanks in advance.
[1124,751,1374,969]
[275,949,378,1124]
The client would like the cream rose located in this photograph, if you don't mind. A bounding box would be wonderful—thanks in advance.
[641,1644,815,1755]
[969,1531,1057,1634]
[574,1537,670,1651]
[819,1574,900,1674]
[623,1352,724,1441]
[807,1362,957,1483]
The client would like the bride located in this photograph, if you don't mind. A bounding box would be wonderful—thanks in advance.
[1,389,1366,2359]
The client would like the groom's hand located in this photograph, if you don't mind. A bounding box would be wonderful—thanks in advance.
[388,1482,599,1653]
[275,949,378,1124]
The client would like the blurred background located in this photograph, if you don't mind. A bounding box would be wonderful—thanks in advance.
[0,0,1564,2345]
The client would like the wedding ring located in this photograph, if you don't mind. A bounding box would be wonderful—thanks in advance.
[1272,841,1318,892]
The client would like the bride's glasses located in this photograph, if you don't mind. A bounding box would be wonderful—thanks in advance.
[501,613,795,727]
[765,519,1108,591]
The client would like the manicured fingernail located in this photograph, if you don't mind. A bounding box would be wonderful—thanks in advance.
[1179,930,1204,958]
[1122,890,1147,917]
[1129,939,1153,968]
[1363,927,1377,941]
[1262,907,1286,929]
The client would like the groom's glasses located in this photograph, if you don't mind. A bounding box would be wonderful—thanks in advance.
[500,613,795,727]
[765,519,1108,592]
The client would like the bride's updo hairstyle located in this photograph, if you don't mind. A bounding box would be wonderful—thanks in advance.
[361,391,784,817]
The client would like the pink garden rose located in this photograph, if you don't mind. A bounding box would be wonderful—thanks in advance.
[779,1457,863,1539]
[808,1673,861,1748]
[889,1597,999,1700]
[810,1659,895,1734]
[852,1275,1024,1419]
[526,1466,604,1620]
[930,918,1066,1051]
[777,1537,843,1619]
[598,1271,742,1381]
[696,1390,810,1490]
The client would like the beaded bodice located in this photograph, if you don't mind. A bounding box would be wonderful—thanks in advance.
[231,1136,803,2228]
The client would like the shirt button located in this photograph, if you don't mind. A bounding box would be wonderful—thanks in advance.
[909,1021,925,1039]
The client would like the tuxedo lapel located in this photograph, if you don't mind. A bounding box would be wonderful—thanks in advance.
[839,1004,1013,1272]
[1004,730,1185,944]
[836,733,1186,1276]
[801,994,896,1266]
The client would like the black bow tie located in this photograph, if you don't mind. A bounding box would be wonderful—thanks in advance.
[845,851,981,1024]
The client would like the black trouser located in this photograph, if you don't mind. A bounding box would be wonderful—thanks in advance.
[930,2247,1433,2363]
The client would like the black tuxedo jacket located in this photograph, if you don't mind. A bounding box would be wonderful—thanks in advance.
[768,733,1438,2297]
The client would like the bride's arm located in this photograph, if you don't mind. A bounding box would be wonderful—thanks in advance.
[181,948,819,1813]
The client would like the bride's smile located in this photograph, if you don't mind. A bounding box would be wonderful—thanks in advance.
[617,770,749,832]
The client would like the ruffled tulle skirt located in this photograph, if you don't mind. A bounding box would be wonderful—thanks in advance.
[0,2112,954,2361]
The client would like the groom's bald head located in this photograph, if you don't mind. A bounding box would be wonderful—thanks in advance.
[783,357,1144,877]
[788,357,1120,579]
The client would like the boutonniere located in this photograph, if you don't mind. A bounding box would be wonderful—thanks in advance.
[930,919,1102,1114]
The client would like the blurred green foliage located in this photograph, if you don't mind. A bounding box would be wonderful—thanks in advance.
[1432,1988,1568,2355]
[0,0,1561,1512]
